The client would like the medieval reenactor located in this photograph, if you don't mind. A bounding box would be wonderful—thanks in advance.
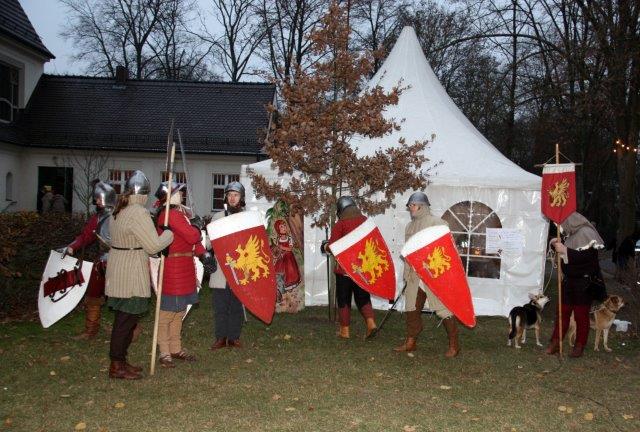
[59,180,115,340]
[154,181,216,368]
[209,181,247,349]
[324,196,378,339]
[394,192,461,357]
[105,170,173,379]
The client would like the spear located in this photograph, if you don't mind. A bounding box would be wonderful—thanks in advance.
[150,121,176,375]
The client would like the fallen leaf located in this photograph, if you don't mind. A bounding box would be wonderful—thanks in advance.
[4,418,13,426]
[622,414,634,420]
[60,394,71,398]
[462,409,468,413]
[285,407,296,412]
[566,407,574,414]
[375,372,383,377]
[407,353,415,358]
[283,334,292,340]
[403,426,416,432]
[558,405,567,412]
[245,359,253,363]
[60,356,71,362]
[271,394,281,401]
[97,427,109,432]
[439,385,452,390]
[293,397,299,401]
[471,417,480,421]
[517,365,523,369]
[369,357,375,361]
[85,400,94,406]
[584,413,594,421]
[114,402,125,409]
[75,422,87,430]
[99,368,108,373]
[49,371,56,376]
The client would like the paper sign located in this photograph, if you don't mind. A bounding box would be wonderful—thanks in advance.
[486,228,523,255]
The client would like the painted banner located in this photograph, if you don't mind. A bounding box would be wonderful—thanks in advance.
[401,225,476,327]
[38,250,93,328]
[207,211,277,324]
[329,218,395,300]
[541,163,576,224]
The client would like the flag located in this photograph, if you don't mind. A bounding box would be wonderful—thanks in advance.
[329,218,395,300]
[207,211,277,324]
[401,225,476,327]
[541,163,576,224]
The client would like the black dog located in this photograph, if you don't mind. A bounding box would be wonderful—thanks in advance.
[507,293,550,349]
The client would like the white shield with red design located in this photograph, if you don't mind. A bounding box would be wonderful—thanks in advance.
[401,225,476,327]
[207,211,277,324]
[329,218,395,300]
[541,163,576,224]
[38,250,93,328]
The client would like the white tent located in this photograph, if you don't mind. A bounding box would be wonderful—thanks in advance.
[241,26,549,316]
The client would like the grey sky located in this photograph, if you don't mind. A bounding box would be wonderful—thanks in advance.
[20,0,218,75]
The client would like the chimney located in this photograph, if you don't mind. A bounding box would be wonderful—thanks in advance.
[115,65,128,87]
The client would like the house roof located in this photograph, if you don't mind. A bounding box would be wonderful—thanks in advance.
[16,75,275,156]
[0,0,54,59]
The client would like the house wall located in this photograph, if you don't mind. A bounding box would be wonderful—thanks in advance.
[0,142,23,212]
[6,147,259,216]
[0,35,47,107]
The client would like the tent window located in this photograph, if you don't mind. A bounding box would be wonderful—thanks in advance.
[442,201,502,279]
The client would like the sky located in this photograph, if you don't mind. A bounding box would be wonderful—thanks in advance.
[20,0,217,75]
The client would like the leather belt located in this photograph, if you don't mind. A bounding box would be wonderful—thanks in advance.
[168,252,194,258]
[111,246,143,251]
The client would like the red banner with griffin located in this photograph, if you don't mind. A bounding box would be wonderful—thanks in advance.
[541,163,576,224]
[206,211,277,324]
[401,225,476,327]
[329,218,395,300]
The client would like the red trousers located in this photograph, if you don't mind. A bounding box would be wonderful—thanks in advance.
[86,261,106,298]
[550,303,590,346]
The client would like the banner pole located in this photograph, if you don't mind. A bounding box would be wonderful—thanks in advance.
[556,143,563,359]
[150,125,176,375]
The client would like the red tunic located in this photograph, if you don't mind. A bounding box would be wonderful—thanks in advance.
[328,214,366,275]
[156,207,206,296]
[69,213,98,250]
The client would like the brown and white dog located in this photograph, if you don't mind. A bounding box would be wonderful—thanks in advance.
[508,293,550,349]
[567,295,625,352]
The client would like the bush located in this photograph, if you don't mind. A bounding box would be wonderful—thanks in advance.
[0,212,91,320]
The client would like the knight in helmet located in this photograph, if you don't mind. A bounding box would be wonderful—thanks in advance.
[394,191,461,357]
[209,181,246,349]
[153,180,216,368]
[105,170,174,379]
[322,196,378,339]
[59,179,116,340]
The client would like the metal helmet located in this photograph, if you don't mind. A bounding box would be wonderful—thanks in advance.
[124,170,150,195]
[93,181,116,209]
[406,191,430,207]
[224,181,245,199]
[336,196,356,216]
[154,180,186,201]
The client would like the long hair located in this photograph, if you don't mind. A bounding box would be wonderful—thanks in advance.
[113,190,133,219]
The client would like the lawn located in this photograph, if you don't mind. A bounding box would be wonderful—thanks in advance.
[1,287,639,432]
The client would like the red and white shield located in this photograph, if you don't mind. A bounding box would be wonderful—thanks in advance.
[329,219,395,300]
[401,225,476,327]
[206,211,277,324]
[541,163,576,224]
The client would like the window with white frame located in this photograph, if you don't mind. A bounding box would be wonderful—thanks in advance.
[212,173,240,212]
[0,63,19,123]
[108,169,135,194]
[441,201,502,279]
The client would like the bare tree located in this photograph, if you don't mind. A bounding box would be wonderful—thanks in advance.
[198,0,266,82]
[256,0,329,82]
[59,150,111,217]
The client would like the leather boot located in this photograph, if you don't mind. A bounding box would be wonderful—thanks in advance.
[109,361,142,380]
[365,317,377,339]
[393,337,417,352]
[124,362,142,373]
[73,303,101,340]
[443,317,460,358]
[210,337,227,350]
[338,326,350,339]
[545,339,560,355]
[227,339,243,348]
[569,343,585,358]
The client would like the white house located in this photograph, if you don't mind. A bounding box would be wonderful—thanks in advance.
[0,0,274,216]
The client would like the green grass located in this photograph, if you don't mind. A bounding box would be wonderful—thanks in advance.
[1,288,639,432]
